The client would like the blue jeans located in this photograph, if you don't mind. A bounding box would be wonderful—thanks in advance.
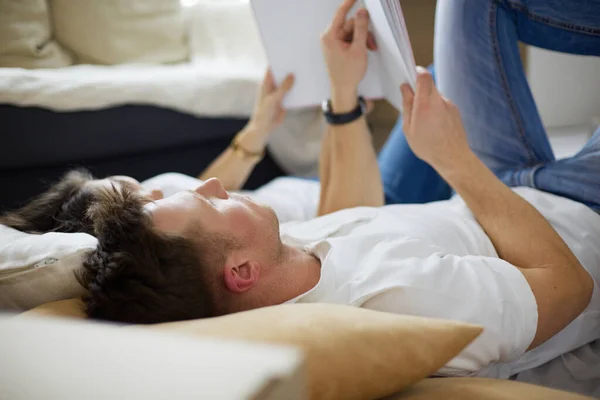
[378,0,600,211]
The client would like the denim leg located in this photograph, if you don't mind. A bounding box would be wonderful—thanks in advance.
[435,0,556,174]
[535,127,600,210]
[378,66,453,205]
[435,0,600,209]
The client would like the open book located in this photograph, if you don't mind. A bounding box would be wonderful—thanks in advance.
[250,0,417,111]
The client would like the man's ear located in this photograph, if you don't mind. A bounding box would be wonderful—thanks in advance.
[223,258,261,294]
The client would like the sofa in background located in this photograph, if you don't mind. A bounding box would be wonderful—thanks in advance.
[0,0,295,211]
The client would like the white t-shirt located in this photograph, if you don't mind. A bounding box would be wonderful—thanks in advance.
[281,187,600,379]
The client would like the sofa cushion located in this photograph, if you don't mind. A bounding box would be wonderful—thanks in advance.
[386,376,593,400]
[50,0,188,65]
[150,304,483,400]
[0,0,73,68]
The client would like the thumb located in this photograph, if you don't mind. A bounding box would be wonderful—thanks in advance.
[401,84,414,127]
[415,66,435,100]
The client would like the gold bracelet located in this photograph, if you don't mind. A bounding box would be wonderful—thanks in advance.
[230,138,265,164]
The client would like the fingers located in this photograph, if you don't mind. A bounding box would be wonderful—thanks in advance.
[275,109,287,125]
[261,69,277,95]
[330,0,357,31]
[415,66,435,101]
[400,83,415,126]
[367,32,378,51]
[340,18,354,41]
[352,8,369,50]
[274,73,295,100]
[341,18,377,51]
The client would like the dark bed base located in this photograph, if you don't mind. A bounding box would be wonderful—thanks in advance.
[1,104,285,212]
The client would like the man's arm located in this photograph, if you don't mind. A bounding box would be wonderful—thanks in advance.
[401,69,594,350]
[318,0,384,216]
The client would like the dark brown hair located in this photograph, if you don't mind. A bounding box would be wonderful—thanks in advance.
[1,170,221,324]
[0,169,97,234]
[79,186,220,324]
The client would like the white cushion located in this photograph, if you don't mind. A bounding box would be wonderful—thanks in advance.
[188,1,267,72]
[0,0,73,68]
[0,225,97,311]
[50,0,189,65]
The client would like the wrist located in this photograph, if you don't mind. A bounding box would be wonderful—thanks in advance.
[434,150,481,183]
[236,124,268,153]
[330,88,358,113]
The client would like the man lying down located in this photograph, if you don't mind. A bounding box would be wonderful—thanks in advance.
[2,0,600,381]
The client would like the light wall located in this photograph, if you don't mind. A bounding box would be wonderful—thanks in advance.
[527,47,600,129]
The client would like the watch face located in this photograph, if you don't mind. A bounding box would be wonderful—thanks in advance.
[321,99,331,114]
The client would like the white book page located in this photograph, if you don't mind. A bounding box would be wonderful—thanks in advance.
[386,0,417,88]
[363,0,409,111]
[251,0,384,109]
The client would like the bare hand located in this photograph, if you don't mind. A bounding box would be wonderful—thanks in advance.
[401,67,472,173]
[321,0,377,112]
[242,69,295,152]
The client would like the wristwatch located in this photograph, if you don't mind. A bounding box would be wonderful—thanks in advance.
[321,96,367,125]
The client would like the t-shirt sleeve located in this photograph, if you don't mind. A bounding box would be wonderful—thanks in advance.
[361,249,539,376]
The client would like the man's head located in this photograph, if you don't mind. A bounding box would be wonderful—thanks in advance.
[2,171,305,324]
[141,178,287,317]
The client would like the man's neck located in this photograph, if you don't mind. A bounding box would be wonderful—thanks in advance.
[276,244,322,302]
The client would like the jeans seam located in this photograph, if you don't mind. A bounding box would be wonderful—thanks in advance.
[506,1,600,36]
[490,1,537,165]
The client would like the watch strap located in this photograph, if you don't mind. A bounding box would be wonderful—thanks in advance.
[322,96,366,125]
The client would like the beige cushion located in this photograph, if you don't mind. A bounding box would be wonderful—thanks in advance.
[50,0,188,65]
[150,304,482,400]
[17,299,87,320]
[0,0,73,68]
[387,377,593,400]
[20,301,483,400]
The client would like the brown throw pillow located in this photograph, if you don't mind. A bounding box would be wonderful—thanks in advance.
[386,377,593,400]
[149,304,482,400]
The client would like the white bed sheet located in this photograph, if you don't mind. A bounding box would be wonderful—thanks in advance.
[514,340,600,398]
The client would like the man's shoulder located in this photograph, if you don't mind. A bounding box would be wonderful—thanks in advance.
[280,207,379,244]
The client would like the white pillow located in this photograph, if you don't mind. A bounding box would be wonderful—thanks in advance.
[0,0,73,68]
[0,225,97,311]
[50,0,189,65]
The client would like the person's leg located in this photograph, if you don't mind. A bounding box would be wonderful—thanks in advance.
[536,127,600,211]
[378,66,453,205]
[435,0,600,209]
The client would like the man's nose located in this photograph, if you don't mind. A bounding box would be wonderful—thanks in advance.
[195,178,228,199]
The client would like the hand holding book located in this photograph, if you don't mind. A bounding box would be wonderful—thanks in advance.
[251,0,417,111]
[321,3,374,113]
